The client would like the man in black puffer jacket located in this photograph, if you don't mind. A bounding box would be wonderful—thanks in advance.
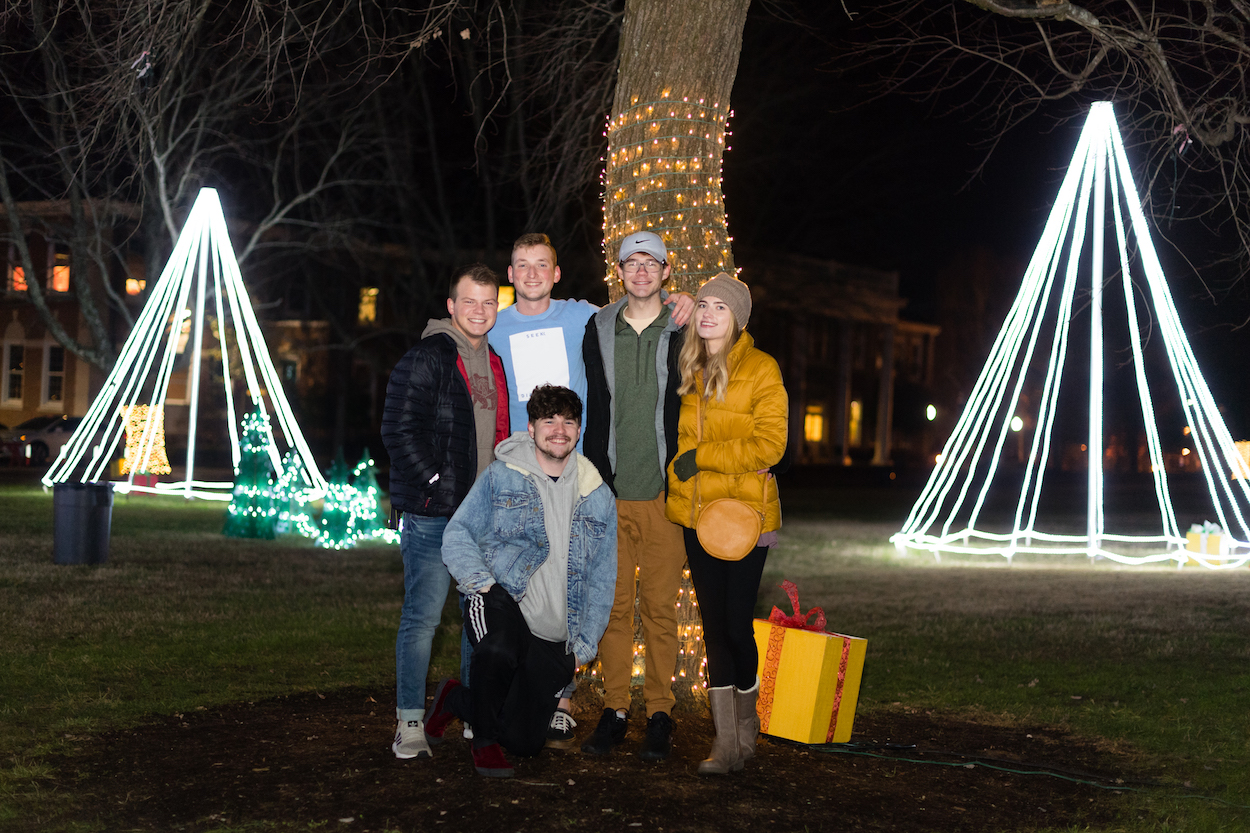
[381,263,510,762]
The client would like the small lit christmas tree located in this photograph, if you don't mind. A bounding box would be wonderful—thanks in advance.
[317,450,357,550]
[350,449,396,543]
[223,407,277,539]
[274,451,319,539]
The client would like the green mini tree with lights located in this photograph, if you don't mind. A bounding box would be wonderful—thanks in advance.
[350,449,389,542]
[223,407,277,539]
[317,450,357,550]
[274,450,319,539]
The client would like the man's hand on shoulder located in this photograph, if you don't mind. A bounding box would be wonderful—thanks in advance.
[665,292,694,327]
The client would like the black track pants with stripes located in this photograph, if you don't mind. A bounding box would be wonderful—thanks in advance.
[448,584,576,756]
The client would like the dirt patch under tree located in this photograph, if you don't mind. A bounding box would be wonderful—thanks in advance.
[44,686,1152,832]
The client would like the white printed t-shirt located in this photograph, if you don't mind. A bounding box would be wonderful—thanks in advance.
[488,299,598,445]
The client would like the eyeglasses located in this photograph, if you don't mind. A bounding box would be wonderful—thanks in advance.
[621,260,663,274]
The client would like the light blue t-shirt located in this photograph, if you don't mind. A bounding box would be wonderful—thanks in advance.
[488,299,598,446]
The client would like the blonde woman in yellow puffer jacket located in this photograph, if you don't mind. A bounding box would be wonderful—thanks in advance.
[665,272,787,776]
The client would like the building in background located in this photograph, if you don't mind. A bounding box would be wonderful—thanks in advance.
[6,209,946,472]
[743,250,939,468]
[0,201,140,437]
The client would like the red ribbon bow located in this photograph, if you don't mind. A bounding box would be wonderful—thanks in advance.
[767,580,827,632]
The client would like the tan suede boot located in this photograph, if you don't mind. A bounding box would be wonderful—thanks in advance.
[735,677,760,763]
[698,685,743,775]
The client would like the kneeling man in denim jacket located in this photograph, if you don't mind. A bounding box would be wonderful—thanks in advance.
[424,384,617,777]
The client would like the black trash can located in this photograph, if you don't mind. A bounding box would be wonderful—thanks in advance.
[53,482,115,565]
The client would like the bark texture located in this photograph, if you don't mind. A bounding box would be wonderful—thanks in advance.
[604,0,751,298]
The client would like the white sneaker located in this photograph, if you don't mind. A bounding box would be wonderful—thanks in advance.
[392,720,432,759]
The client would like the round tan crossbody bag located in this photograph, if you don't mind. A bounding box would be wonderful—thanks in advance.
[692,393,769,561]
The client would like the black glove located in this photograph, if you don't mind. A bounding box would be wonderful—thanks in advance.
[673,449,699,482]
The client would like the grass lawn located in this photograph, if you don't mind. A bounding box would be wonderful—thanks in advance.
[1,477,1248,831]
[0,483,418,829]
[770,492,1250,831]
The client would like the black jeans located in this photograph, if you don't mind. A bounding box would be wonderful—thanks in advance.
[447,584,575,756]
[683,526,768,689]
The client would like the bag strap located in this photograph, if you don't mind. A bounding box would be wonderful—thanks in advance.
[693,383,768,523]
[693,389,704,526]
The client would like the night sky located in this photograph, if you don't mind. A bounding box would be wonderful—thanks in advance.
[720,6,1250,434]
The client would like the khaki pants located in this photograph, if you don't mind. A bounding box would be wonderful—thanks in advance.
[598,492,686,716]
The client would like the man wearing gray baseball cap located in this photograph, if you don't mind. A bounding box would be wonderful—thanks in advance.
[580,230,688,761]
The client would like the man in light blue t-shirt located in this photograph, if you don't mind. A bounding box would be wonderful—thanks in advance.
[490,233,694,449]
[489,233,597,446]
[487,232,692,749]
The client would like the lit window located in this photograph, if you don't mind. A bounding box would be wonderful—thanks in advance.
[358,287,379,324]
[44,345,64,404]
[849,399,862,447]
[6,242,26,293]
[3,344,23,403]
[49,250,70,293]
[498,286,515,310]
[804,404,825,443]
[126,278,147,295]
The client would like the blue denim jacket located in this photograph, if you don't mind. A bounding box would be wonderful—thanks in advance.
[442,453,618,667]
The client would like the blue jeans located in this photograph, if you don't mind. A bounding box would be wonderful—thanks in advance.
[396,513,452,721]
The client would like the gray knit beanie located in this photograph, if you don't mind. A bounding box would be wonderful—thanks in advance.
[695,272,752,329]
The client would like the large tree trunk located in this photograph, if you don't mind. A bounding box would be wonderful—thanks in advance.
[594,0,752,710]
[604,0,751,298]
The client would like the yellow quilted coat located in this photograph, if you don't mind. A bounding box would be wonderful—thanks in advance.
[665,332,788,532]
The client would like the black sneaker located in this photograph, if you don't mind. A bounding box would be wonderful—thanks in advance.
[580,708,627,755]
[638,711,674,762]
[545,707,577,749]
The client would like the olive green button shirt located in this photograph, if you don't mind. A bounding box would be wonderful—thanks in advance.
[612,305,670,500]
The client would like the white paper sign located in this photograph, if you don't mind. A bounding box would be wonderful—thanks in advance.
[509,327,569,402]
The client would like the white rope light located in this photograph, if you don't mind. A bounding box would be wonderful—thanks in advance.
[893,102,1250,569]
[43,188,327,501]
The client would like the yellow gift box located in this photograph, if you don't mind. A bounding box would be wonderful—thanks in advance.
[1185,528,1229,556]
[753,619,867,744]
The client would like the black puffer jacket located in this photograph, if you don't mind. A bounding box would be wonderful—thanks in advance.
[381,332,508,517]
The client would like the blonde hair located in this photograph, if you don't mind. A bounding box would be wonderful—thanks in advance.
[512,233,557,267]
[677,314,742,401]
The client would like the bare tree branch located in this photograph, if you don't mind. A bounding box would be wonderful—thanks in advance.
[963,0,1102,29]
[844,1,1250,286]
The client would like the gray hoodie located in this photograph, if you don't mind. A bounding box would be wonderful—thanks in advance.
[422,318,497,477]
[492,431,579,643]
